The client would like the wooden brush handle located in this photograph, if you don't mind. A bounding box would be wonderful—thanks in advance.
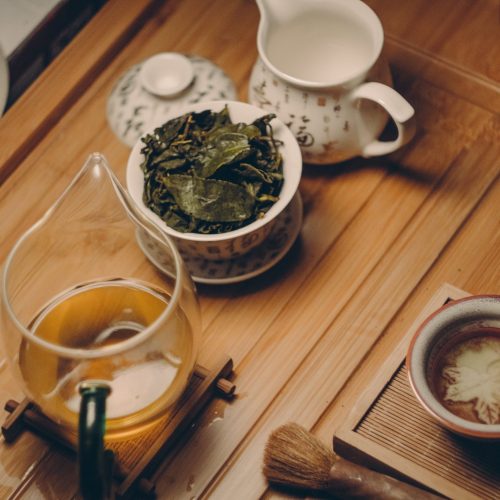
[328,457,441,499]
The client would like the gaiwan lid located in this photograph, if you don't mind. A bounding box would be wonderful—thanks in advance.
[106,53,237,147]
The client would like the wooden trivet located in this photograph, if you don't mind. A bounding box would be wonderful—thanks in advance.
[1,354,235,499]
[334,284,500,500]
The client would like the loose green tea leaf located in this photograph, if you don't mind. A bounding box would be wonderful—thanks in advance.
[164,174,254,222]
[140,105,283,234]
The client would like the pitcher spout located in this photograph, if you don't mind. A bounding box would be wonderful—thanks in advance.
[256,0,338,87]
[256,0,303,59]
[256,0,300,23]
[249,0,415,164]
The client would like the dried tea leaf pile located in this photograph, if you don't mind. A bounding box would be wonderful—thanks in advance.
[140,106,283,234]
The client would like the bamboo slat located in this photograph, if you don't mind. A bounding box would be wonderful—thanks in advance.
[366,0,500,83]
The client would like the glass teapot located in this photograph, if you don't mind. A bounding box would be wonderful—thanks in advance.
[0,153,201,498]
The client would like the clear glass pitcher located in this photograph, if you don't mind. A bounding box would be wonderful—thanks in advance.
[0,153,201,498]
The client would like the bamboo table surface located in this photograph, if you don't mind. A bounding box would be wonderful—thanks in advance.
[0,0,498,498]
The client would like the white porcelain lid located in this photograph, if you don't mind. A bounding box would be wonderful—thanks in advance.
[107,54,237,147]
[139,53,194,97]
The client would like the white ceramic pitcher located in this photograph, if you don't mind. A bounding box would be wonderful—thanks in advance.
[248,0,416,164]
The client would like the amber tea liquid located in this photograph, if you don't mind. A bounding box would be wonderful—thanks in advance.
[429,327,500,425]
[19,279,195,439]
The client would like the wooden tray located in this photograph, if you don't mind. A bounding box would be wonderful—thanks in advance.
[2,354,235,499]
[334,284,500,500]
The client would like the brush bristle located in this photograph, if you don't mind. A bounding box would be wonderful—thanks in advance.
[263,423,336,491]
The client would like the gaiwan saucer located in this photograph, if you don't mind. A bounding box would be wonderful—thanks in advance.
[107,54,237,147]
[137,193,303,285]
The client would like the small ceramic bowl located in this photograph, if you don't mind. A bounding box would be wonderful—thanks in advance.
[126,100,302,260]
[139,53,194,97]
[407,295,500,440]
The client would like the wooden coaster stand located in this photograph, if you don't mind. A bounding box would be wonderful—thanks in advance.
[1,355,235,499]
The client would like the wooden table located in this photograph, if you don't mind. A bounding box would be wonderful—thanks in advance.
[0,0,498,498]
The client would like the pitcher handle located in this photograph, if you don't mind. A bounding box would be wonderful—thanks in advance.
[79,383,113,500]
[350,82,416,157]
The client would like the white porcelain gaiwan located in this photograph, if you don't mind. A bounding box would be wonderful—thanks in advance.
[126,100,302,261]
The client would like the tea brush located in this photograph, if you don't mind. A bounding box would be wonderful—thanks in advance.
[263,423,441,499]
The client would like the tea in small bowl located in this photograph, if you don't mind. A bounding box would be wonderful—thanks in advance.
[407,295,500,440]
